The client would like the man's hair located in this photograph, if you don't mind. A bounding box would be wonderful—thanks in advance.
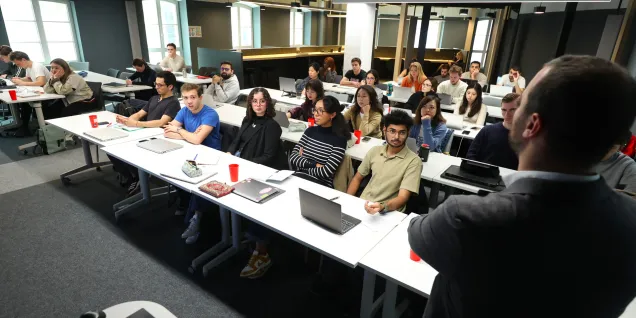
[220,61,232,70]
[167,43,176,49]
[351,57,361,65]
[501,93,520,104]
[0,45,12,56]
[181,83,203,97]
[8,51,29,61]
[384,109,413,132]
[449,65,462,75]
[440,64,450,70]
[157,71,177,88]
[470,61,481,68]
[523,55,636,167]
[132,58,146,67]
[510,65,521,72]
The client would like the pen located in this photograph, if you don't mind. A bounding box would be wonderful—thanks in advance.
[329,196,339,201]
[193,154,198,161]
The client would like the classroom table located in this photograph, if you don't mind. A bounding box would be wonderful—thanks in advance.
[486,105,503,119]
[239,87,304,109]
[83,71,153,98]
[175,74,212,85]
[0,81,65,152]
[359,213,438,318]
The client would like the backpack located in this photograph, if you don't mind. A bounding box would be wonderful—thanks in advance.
[114,100,137,117]
[37,125,67,155]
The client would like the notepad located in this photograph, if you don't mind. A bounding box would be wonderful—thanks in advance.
[266,170,295,182]
[113,123,143,132]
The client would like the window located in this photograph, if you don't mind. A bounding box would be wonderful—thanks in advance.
[231,5,253,49]
[413,20,442,49]
[0,0,79,62]
[142,0,181,64]
[470,19,493,67]
[289,11,303,46]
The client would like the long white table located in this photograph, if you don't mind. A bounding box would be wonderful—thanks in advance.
[83,71,153,98]
[359,213,438,318]
[175,74,212,85]
[239,88,304,112]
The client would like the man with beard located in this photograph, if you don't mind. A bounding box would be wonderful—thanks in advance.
[408,55,636,318]
[204,60,240,104]
[346,110,422,213]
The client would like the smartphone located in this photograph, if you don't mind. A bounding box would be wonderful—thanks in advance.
[362,136,371,142]
[462,131,470,135]
[98,121,109,125]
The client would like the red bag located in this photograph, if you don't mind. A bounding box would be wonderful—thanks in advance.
[199,181,233,198]
[622,135,635,158]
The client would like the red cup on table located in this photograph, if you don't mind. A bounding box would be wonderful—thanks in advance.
[308,117,315,127]
[8,90,17,101]
[229,164,239,182]
[410,249,421,262]
[354,130,362,144]
[89,115,98,128]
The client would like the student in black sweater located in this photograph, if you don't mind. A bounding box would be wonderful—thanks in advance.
[466,93,520,170]
[126,58,158,101]
[289,95,349,188]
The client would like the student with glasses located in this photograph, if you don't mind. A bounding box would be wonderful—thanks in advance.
[409,96,447,153]
[343,85,384,138]
[406,77,439,112]
[363,69,384,104]
[204,61,240,104]
[287,79,323,121]
[127,58,158,101]
[289,95,349,188]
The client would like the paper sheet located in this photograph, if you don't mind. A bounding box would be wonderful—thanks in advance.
[357,211,407,232]
[266,170,295,182]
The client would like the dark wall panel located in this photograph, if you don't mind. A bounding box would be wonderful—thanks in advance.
[565,10,614,56]
[440,20,468,50]
[513,12,563,81]
[187,1,232,71]
[261,8,289,48]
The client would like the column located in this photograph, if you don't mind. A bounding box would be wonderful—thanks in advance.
[343,3,377,73]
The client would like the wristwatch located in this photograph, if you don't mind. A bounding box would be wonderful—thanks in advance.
[379,202,388,214]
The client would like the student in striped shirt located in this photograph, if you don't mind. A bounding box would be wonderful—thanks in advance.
[289,95,349,188]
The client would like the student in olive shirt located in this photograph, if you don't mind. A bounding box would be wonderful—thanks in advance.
[340,57,367,88]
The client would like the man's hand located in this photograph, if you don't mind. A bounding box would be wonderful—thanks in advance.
[126,119,139,127]
[163,124,179,134]
[213,75,222,84]
[353,82,361,88]
[12,78,24,85]
[115,115,127,124]
[125,79,132,85]
[471,70,478,79]
[364,201,383,215]
[421,115,431,121]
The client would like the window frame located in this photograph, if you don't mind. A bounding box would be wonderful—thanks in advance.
[143,0,182,64]
[289,10,304,47]
[230,4,254,49]
[414,19,443,49]
[470,18,493,67]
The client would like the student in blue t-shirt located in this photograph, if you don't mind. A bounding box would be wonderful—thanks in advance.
[164,83,221,243]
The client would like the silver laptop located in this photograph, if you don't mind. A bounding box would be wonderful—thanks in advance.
[406,137,419,153]
[299,188,361,235]
[233,178,283,203]
[489,85,513,97]
[273,110,290,128]
[84,127,129,142]
[438,93,452,106]
[279,77,296,94]
[391,86,412,100]
[444,113,464,130]
[136,137,183,154]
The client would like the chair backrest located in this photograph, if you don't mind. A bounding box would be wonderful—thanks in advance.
[69,61,89,71]
[150,64,163,73]
[106,68,120,78]
[85,81,105,111]
[334,74,343,84]
[325,91,350,103]
[118,72,133,80]
[442,128,454,153]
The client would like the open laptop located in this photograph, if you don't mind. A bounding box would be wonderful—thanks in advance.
[273,110,290,128]
[279,77,297,95]
[136,137,183,154]
[391,86,412,101]
[489,85,514,97]
[83,127,129,142]
[299,188,361,235]
[103,82,127,88]
[444,113,464,130]
[233,178,284,203]
[406,137,419,153]
[438,93,452,106]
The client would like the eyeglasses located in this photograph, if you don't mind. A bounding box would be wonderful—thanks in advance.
[154,82,166,88]
[423,105,436,110]
[366,77,376,82]
[386,128,407,137]
[220,67,231,72]
[313,108,325,115]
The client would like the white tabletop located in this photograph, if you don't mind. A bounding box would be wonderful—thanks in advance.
[175,74,212,85]
[240,88,306,107]
[45,111,164,147]
[83,71,153,94]
[359,213,438,297]
[486,105,503,119]
[324,84,357,95]
[0,85,64,104]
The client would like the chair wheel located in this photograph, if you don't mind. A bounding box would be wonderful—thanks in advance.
[61,177,71,186]
[96,166,101,172]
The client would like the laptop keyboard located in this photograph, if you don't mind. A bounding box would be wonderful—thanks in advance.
[341,218,355,232]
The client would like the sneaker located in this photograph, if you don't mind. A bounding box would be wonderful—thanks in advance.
[185,232,200,244]
[181,215,200,239]
[126,180,140,197]
[240,250,272,279]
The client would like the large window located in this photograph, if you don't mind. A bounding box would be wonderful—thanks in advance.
[289,11,303,46]
[142,0,181,64]
[470,19,493,67]
[231,5,253,49]
[414,20,442,49]
[0,0,79,62]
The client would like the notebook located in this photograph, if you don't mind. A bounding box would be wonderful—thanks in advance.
[136,138,183,154]
[232,178,285,203]
[83,127,129,142]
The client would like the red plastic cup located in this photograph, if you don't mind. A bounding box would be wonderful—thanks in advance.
[410,249,421,262]
[8,90,17,101]
[308,117,315,127]
[354,130,362,144]
[89,115,98,128]
[229,164,239,182]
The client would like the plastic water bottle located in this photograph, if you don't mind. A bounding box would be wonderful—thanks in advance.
[387,83,393,96]
[182,68,187,78]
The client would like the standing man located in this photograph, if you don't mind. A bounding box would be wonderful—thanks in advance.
[160,43,185,72]
[466,93,520,170]
[9,51,50,87]
[126,58,157,101]
[461,61,487,88]
[436,65,467,104]
[499,66,526,93]
[340,57,367,88]
[204,61,239,104]
[409,55,636,317]
[434,64,450,84]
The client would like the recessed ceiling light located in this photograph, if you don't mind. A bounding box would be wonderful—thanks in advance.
[534,3,546,14]
[459,8,468,16]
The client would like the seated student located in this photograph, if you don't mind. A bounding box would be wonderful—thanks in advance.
[434,64,450,84]
[436,65,467,105]
[319,57,338,83]
[204,61,240,104]
[401,61,427,92]
[296,62,321,94]
[159,43,185,72]
[364,69,385,104]
[340,57,367,88]
[596,130,636,193]
[289,95,348,188]
[498,66,526,93]
[461,61,487,88]
[42,58,94,119]
[453,82,486,126]
[164,83,221,243]
[230,88,287,279]
[397,58,418,82]
[109,71,180,193]
[450,50,465,71]
[406,77,438,112]
[410,96,447,153]
[466,93,520,170]
[287,79,323,121]
[126,58,158,101]
[343,85,383,138]
[9,51,50,87]
[347,110,423,214]
[1,46,28,136]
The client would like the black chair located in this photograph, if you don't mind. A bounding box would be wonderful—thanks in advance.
[198,67,218,77]
[84,81,104,111]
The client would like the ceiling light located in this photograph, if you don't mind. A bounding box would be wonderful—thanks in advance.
[430,11,437,16]
[534,3,546,14]
[459,8,468,16]
[225,0,232,7]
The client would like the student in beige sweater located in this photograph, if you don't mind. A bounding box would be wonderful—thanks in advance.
[43,58,93,119]
[160,43,185,72]
[343,85,383,138]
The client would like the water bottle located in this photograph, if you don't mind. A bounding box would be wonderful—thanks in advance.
[182,68,187,78]
[419,144,430,162]
[387,83,393,96]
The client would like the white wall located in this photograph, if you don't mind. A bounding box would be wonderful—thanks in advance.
[343,3,376,73]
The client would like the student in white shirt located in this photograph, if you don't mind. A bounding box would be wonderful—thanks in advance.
[453,82,487,126]
[461,61,488,88]
[8,51,50,87]
[498,66,526,93]
[436,65,468,105]
[160,43,185,72]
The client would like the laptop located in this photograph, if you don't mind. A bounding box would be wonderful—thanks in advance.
[441,162,505,192]
[103,82,127,87]
[299,188,361,235]
[273,110,290,128]
[83,127,129,142]
[438,93,452,106]
[461,78,478,86]
[279,77,297,95]
[233,178,284,203]
[136,137,183,154]
[391,86,412,100]
[406,137,419,153]
[489,85,513,97]
[444,113,464,130]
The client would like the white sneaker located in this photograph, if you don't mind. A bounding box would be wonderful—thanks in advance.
[181,215,200,239]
